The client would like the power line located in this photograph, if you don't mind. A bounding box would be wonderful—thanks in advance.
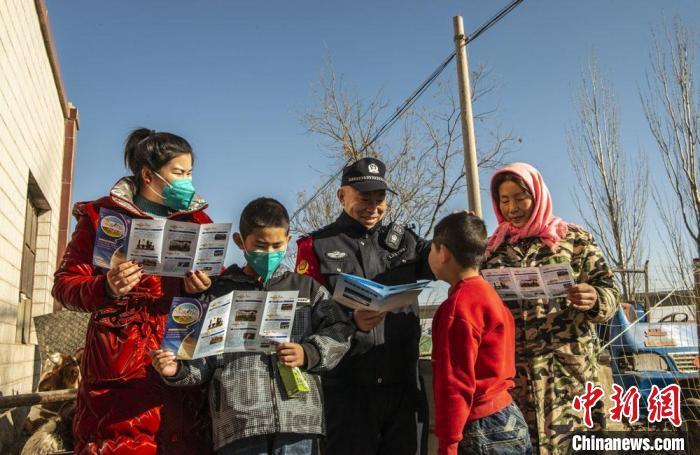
[292,0,525,222]
[468,0,524,43]
[291,51,457,222]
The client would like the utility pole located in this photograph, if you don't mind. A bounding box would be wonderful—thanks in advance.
[453,15,482,217]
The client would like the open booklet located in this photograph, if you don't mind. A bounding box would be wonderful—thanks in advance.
[333,273,430,312]
[93,207,232,277]
[481,264,576,300]
[161,290,299,360]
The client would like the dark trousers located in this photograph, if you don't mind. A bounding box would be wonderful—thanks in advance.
[458,402,532,455]
[322,381,428,455]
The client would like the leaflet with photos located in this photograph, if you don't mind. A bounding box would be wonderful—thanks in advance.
[481,264,576,300]
[93,207,232,277]
[161,290,299,360]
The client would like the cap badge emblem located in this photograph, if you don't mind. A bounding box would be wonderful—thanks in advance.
[368,163,380,174]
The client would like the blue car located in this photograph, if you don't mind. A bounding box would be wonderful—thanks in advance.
[602,304,699,418]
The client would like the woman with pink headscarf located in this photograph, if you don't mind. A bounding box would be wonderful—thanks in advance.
[483,163,619,455]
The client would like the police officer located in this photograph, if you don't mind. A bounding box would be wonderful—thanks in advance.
[295,157,432,455]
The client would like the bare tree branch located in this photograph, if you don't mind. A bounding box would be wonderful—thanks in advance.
[640,17,699,286]
[568,54,649,300]
[652,185,694,290]
[293,60,517,240]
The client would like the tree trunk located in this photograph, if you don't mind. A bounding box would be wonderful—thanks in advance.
[694,258,700,346]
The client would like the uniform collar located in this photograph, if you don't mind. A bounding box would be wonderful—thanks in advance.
[335,211,383,235]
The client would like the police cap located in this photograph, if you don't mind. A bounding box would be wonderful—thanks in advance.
[341,157,395,194]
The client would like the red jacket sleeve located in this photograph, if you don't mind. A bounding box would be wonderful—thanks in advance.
[432,301,481,455]
[295,236,326,286]
[52,213,114,312]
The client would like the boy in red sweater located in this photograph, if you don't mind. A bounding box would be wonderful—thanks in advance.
[429,212,531,455]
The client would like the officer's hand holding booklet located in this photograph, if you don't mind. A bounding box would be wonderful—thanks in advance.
[481,264,575,300]
[161,290,299,360]
[333,273,430,312]
[92,207,232,277]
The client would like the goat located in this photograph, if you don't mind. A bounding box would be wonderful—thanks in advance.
[20,401,74,455]
[20,349,82,455]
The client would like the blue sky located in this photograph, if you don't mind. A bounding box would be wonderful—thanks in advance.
[46,0,699,271]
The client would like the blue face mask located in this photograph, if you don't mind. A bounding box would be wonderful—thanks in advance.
[244,249,286,282]
[154,172,196,211]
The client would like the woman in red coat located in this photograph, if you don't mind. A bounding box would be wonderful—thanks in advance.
[53,128,214,454]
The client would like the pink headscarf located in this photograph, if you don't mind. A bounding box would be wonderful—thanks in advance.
[485,162,572,256]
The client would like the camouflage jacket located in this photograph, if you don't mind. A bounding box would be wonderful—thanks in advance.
[484,225,620,454]
[484,225,619,356]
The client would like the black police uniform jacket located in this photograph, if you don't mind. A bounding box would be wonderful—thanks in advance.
[295,212,434,386]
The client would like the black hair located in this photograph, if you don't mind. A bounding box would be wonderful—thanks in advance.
[123,128,195,184]
[432,212,488,269]
[239,197,290,238]
[491,172,531,202]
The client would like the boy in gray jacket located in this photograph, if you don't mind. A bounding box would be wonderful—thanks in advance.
[151,197,353,454]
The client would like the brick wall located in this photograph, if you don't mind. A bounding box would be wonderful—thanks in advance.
[0,0,69,396]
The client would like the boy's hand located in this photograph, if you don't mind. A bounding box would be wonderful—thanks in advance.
[106,261,143,298]
[148,349,179,377]
[353,310,386,332]
[566,283,598,311]
[184,270,212,294]
[277,342,305,368]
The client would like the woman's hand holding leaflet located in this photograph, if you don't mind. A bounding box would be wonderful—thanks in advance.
[566,282,598,312]
[106,261,143,298]
[184,270,212,294]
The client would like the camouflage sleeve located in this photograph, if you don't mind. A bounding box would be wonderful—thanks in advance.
[162,356,216,387]
[576,230,620,323]
[301,281,354,373]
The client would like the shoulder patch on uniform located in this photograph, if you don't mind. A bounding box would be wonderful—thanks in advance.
[296,259,309,275]
[296,234,313,249]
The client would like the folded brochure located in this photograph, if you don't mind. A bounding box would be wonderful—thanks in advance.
[333,273,430,312]
[481,264,575,300]
[161,290,299,360]
[93,207,232,277]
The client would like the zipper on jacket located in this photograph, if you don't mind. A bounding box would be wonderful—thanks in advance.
[267,352,281,433]
[262,280,282,434]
